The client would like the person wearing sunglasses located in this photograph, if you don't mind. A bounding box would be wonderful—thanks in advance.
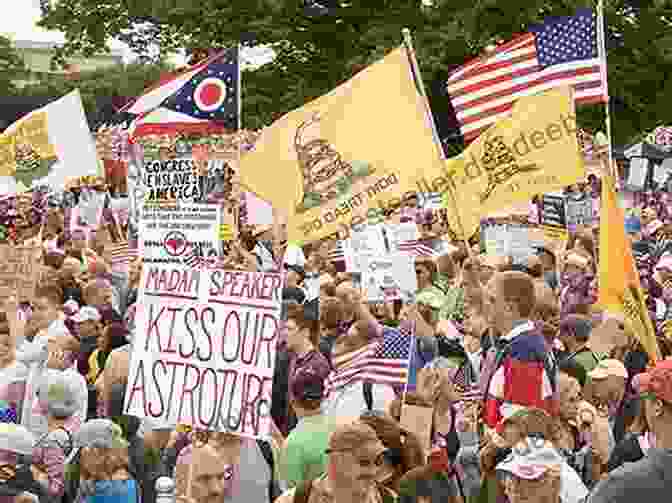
[275,420,397,503]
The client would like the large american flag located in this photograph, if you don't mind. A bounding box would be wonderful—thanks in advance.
[325,329,412,394]
[447,9,608,142]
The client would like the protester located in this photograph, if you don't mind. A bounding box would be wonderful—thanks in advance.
[586,359,672,502]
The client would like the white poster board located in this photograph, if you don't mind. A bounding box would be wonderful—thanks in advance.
[124,265,282,438]
[360,253,416,302]
[343,224,388,272]
[139,202,221,265]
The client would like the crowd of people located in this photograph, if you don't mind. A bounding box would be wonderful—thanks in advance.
[1,176,672,503]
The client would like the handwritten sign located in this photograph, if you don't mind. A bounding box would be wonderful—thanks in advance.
[124,265,282,438]
[360,252,416,302]
[0,245,37,301]
[139,202,221,265]
[540,194,566,228]
[143,158,202,203]
[565,194,594,230]
[343,224,388,272]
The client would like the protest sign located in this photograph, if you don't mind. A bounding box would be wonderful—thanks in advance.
[343,224,387,272]
[540,193,567,227]
[139,203,220,265]
[565,194,594,230]
[142,157,202,203]
[385,223,419,253]
[0,245,37,301]
[481,222,569,263]
[124,264,282,438]
[360,252,416,302]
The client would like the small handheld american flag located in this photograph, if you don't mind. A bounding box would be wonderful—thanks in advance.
[324,328,412,395]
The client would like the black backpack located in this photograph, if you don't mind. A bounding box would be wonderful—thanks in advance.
[257,439,283,502]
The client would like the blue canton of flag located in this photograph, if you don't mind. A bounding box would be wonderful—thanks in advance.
[531,9,598,67]
[161,47,239,129]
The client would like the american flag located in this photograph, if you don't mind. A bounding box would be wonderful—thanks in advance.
[125,48,239,137]
[325,329,412,394]
[107,241,139,272]
[447,9,608,142]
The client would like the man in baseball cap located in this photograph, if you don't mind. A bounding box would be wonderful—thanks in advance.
[587,359,672,503]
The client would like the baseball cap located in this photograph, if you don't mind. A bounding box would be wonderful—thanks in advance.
[588,359,628,380]
[496,437,563,481]
[635,359,672,404]
[290,367,325,401]
[72,306,101,323]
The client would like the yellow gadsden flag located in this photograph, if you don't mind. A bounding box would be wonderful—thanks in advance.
[240,47,441,243]
[441,87,585,239]
[598,175,660,362]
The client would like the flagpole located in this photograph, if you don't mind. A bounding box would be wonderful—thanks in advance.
[234,42,243,240]
[401,28,474,257]
[597,0,616,180]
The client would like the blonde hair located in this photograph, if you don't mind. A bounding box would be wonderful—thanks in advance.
[79,446,129,481]
[503,464,562,503]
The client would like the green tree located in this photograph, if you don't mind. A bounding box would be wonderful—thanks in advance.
[18,62,171,127]
[37,0,672,145]
[0,35,27,96]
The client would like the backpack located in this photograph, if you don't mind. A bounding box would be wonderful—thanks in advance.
[257,439,283,502]
[293,478,397,503]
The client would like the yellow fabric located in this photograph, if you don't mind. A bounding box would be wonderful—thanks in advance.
[87,349,102,385]
[0,110,57,177]
[441,87,586,239]
[239,46,441,243]
[598,175,660,361]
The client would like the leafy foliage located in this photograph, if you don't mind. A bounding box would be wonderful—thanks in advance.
[0,36,27,96]
[17,62,171,128]
[37,0,672,146]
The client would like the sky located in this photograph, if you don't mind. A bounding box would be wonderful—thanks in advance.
[0,1,275,67]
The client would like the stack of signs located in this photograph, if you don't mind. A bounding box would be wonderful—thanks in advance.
[540,193,566,228]
[124,264,282,437]
[360,253,416,302]
[565,193,594,231]
[139,203,221,266]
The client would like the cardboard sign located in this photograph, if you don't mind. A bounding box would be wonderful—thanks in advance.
[400,404,433,456]
[139,203,221,265]
[0,245,37,301]
[124,265,282,437]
